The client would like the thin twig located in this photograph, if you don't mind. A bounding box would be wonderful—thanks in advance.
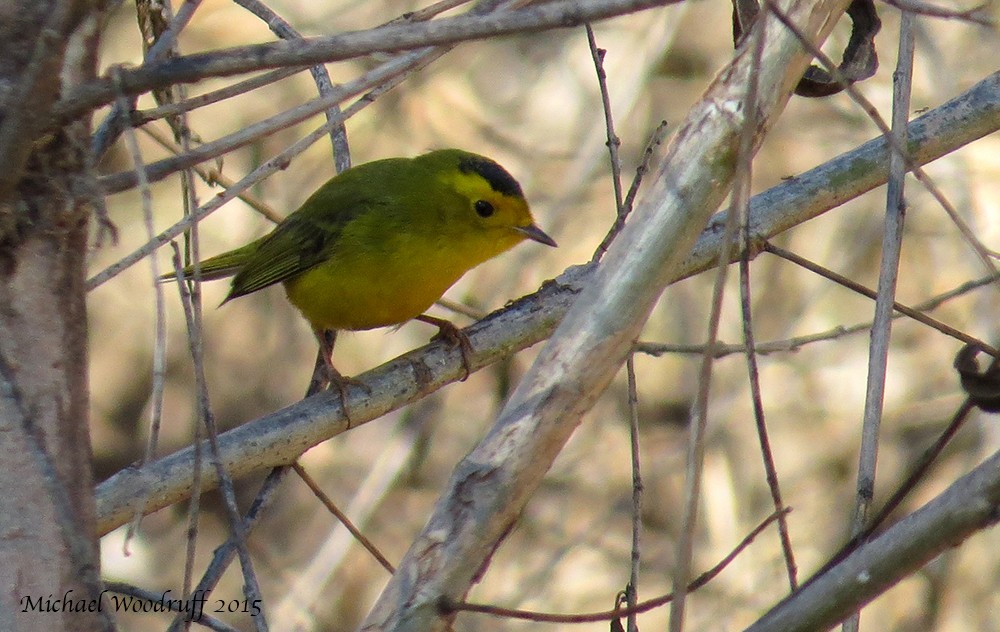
[668,6,772,630]
[434,297,486,321]
[843,13,916,631]
[668,120,735,632]
[746,445,1000,632]
[173,30,215,625]
[130,67,304,129]
[625,357,643,632]
[97,51,423,194]
[637,328,850,357]
[585,23,643,630]
[56,0,678,123]
[636,267,1000,358]
[446,509,789,623]
[140,124,283,223]
[732,0,799,592]
[796,400,977,602]
[390,0,479,23]
[139,0,204,71]
[112,71,168,554]
[880,0,995,26]
[171,247,268,631]
[291,462,396,574]
[106,0,476,134]
[92,0,204,159]
[586,24,624,212]
[864,402,975,540]
[273,407,435,630]
[170,243,207,632]
[592,120,670,262]
[763,243,1000,357]
[621,121,668,217]
[165,467,290,632]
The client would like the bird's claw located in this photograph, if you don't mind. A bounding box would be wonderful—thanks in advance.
[417,315,474,381]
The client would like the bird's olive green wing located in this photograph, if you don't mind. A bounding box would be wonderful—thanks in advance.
[225,198,368,301]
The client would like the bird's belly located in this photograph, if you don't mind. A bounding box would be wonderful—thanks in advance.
[283,259,460,331]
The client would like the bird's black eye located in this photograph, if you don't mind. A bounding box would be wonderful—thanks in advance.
[474,200,495,218]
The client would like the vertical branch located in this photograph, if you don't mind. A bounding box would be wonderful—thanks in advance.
[843,8,915,631]
[586,24,624,211]
[625,357,643,632]
[668,4,770,628]
[586,25,643,630]
[172,248,269,632]
[734,2,798,592]
[165,467,291,632]
[667,162,741,632]
[113,69,169,554]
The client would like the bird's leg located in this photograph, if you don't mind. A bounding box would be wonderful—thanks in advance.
[306,329,335,397]
[308,329,370,415]
[415,314,474,381]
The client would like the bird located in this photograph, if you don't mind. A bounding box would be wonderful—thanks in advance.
[164,148,556,404]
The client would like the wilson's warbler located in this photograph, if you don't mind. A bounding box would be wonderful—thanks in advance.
[165,148,555,395]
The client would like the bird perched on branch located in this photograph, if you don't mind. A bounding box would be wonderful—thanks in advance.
[164,148,556,405]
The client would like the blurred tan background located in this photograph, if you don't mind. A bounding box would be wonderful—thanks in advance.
[88,0,1000,630]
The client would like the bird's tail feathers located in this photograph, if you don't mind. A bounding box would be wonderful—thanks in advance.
[158,243,257,282]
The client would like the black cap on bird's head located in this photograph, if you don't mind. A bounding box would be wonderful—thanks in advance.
[457,154,524,199]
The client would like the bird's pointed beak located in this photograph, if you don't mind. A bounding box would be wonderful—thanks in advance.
[516,223,557,247]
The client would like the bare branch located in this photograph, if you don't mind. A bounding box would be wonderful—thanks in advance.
[97,52,428,194]
[845,15,915,628]
[744,447,1000,632]
[55,0,677,124]
[763,243,999,356]
[636,269,1000,358]
[688,71,1000,276]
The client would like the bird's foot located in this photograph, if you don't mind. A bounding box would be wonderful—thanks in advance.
[308,329,371,421]
[416,314,474,381]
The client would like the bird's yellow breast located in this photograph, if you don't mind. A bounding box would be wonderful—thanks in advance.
[282,218,517,331]
[283,254,462,331]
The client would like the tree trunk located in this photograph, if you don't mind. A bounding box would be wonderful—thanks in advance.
[0,2,105,630]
